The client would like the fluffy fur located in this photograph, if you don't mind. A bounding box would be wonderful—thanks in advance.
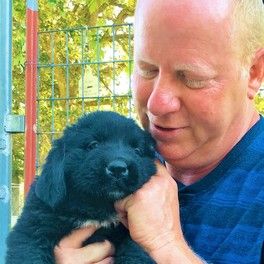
[6,111,156,264]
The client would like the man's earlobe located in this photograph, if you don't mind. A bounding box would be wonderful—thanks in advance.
[248,48,264,100]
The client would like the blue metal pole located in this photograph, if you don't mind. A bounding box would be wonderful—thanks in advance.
[0,0,12,262]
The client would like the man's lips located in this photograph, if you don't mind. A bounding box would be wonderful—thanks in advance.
[149,123,187,140]
[154,125,176,131]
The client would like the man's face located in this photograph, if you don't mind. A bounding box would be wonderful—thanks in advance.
[132,0,253,170]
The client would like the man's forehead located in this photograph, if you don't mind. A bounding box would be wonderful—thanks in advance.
[134,0,233,57]
[135,0,232,23]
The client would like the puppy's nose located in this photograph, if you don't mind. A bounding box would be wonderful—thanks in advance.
[106,160,129,178]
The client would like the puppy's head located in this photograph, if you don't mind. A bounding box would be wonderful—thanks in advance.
[35,111,156,208]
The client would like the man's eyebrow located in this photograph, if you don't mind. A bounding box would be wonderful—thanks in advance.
[175,63,217,75]
[136,59,217,75]
[137,60,157,67]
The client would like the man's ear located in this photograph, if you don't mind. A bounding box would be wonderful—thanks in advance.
[248,48,264,100]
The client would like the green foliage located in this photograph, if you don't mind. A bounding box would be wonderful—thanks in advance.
[255,91,264,115]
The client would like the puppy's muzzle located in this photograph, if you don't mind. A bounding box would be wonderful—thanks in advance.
[106,160,129,178]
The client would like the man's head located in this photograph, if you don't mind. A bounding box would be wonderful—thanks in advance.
[132,0,264,175]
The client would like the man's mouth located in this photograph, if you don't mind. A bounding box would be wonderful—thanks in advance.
[154,125,177,131]
[150,123,187,140]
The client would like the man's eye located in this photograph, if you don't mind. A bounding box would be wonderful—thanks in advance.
[177,71,207,89]
[184,79,206,89]
[138,69,158,79]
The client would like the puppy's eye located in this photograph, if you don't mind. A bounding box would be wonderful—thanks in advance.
[86,141,98,150]
[134,147,143,156]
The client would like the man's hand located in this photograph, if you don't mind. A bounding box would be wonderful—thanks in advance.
[114,161,183,254]
[54,226,115,264]
[114,162,205,263]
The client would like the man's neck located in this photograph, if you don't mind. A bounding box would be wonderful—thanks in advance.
[166,161,220,186]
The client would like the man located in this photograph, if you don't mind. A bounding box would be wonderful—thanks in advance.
[55,0,264,263]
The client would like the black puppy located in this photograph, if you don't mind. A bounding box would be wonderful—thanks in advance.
[6,111,156,264]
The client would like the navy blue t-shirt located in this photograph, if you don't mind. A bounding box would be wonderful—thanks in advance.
[178,116,264,263]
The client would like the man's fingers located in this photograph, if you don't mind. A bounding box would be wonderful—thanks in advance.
[100,257,114,264]
[55,240,115,264]
[115,195,129,213]
[58,226,97,249]
[78,240,115,263]
[154,160,170,177]
[95,256,114,264]
[114,195,131,228]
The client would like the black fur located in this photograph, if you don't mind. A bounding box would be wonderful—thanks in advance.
[6,111,156,264]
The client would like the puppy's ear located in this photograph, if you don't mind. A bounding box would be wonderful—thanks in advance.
[35,142,66,208]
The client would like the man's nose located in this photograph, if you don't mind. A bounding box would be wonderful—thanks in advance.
[147,75,181,116]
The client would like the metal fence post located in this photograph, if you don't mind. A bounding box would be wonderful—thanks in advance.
[24,0,38,195]
[0,0,12,261]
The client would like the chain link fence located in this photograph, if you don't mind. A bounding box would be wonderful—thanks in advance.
[36,23,134,174]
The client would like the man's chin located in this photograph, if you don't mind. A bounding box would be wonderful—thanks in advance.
[157,143,197,164]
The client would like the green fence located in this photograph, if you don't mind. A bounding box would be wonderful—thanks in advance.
[36,23,134,174]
